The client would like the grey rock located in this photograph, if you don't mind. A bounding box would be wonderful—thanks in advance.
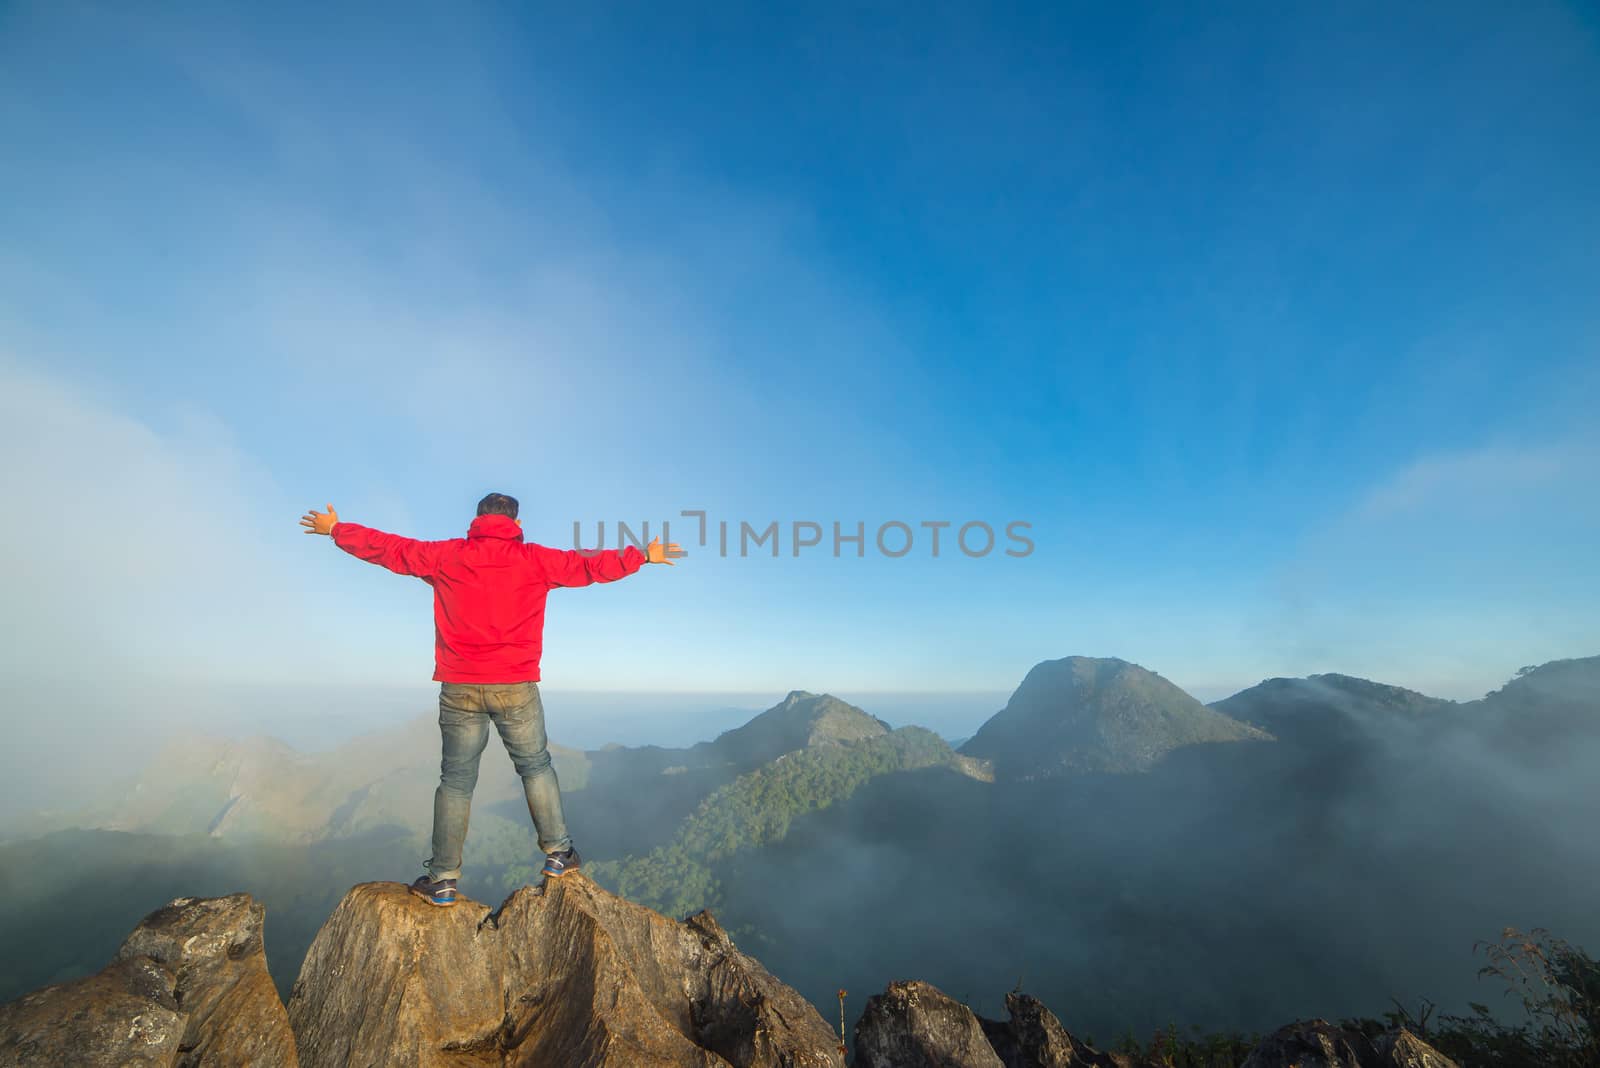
[0,955,185,1068]
[0,893,297,1068]
[118,893,299,1067]
[682,909,844,1067]
[855,980,1004,1068]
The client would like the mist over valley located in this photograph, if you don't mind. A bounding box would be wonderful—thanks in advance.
[4,653,1595,1050]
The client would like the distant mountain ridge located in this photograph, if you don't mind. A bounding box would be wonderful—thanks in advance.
[22,656,1598,851]
[959,656,1271,778]
[1209,656,1600,751]
[1210,673,1456,745]
[1470,655,1600,716]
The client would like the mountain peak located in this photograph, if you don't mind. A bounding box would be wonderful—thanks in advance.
[960,656,1268,777]
[1210,673,1455,742]
[1489,654,1600,701]
[702,691,891,767]
[1303,673,1454,709]
[1468,655,1600,744]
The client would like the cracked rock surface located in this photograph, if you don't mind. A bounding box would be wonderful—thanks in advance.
[0,893,295,1068]
[0,882,1465,1068]
[286,875,844,1068]
[855,980,1005,1068]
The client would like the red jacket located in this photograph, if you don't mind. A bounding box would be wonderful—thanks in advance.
[333,514,645,683]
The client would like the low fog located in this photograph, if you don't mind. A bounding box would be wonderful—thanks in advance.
[3,658,1594,1048]
[714,662,1600,1040]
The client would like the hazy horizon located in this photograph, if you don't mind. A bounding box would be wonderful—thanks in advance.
[0,649,1574,821]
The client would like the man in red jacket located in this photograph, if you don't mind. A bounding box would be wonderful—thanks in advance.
[299,492,679,907]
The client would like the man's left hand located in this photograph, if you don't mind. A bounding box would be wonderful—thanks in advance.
[300,504,339,536]
[646,537,682,565]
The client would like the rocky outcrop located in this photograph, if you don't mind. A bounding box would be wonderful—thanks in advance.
[855,981,1169,1068]
[118,893,299,1067]
[978,992,1141,1067]
[1238,1019,1458,1068]
[286,874,843,1068]
[855,987,1459,1068]
[286,881,502,1066]
[0,956,185,1067]
[0,881,1466,1068]
[0,877,839,1068]
[855,980,1004,1068]
[1239,1018,1377,1067]
[0,893,296,1068]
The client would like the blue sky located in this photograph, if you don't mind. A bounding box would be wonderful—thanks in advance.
[1,0,1597,737]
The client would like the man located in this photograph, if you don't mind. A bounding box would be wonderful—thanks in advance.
[299,492,679,907]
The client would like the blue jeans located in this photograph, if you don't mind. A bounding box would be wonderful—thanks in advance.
[427,681,572,880]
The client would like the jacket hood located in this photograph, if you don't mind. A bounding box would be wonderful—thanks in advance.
[467,514,525,541]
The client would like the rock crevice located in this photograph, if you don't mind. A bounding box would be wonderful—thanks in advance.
[286,875,843,1068]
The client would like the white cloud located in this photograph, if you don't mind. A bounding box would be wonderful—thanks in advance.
[0,355,352,685]
[1255,433,1600,697]
[1355,439,1585,521]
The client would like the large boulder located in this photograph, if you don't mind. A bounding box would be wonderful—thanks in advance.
[118,893,299,1067]
[854,980,1004,1068]
[0,956,184,1068]
[285,881,504,1065]
[286,875,843,1068]
[0,893,296,1068]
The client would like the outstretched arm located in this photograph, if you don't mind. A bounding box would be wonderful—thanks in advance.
[534,537,682,588]
[300,504,446,578]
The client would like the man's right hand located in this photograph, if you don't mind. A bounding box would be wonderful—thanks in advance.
[300,504,339,536]
[646,537,682,565]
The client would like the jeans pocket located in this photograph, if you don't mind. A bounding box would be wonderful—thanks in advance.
[486,682,532,714]
[440,684,482,716]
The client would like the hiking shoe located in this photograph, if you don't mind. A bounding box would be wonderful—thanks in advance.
[542,847,581,878]
[409,874,458,907]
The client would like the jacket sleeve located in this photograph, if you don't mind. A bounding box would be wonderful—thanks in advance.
[531,543,646,588]
[332,522,448,578]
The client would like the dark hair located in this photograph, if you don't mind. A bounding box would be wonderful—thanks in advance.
[476,492,519,519]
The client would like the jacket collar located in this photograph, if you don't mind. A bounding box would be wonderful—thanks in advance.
[467,514,525,541]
